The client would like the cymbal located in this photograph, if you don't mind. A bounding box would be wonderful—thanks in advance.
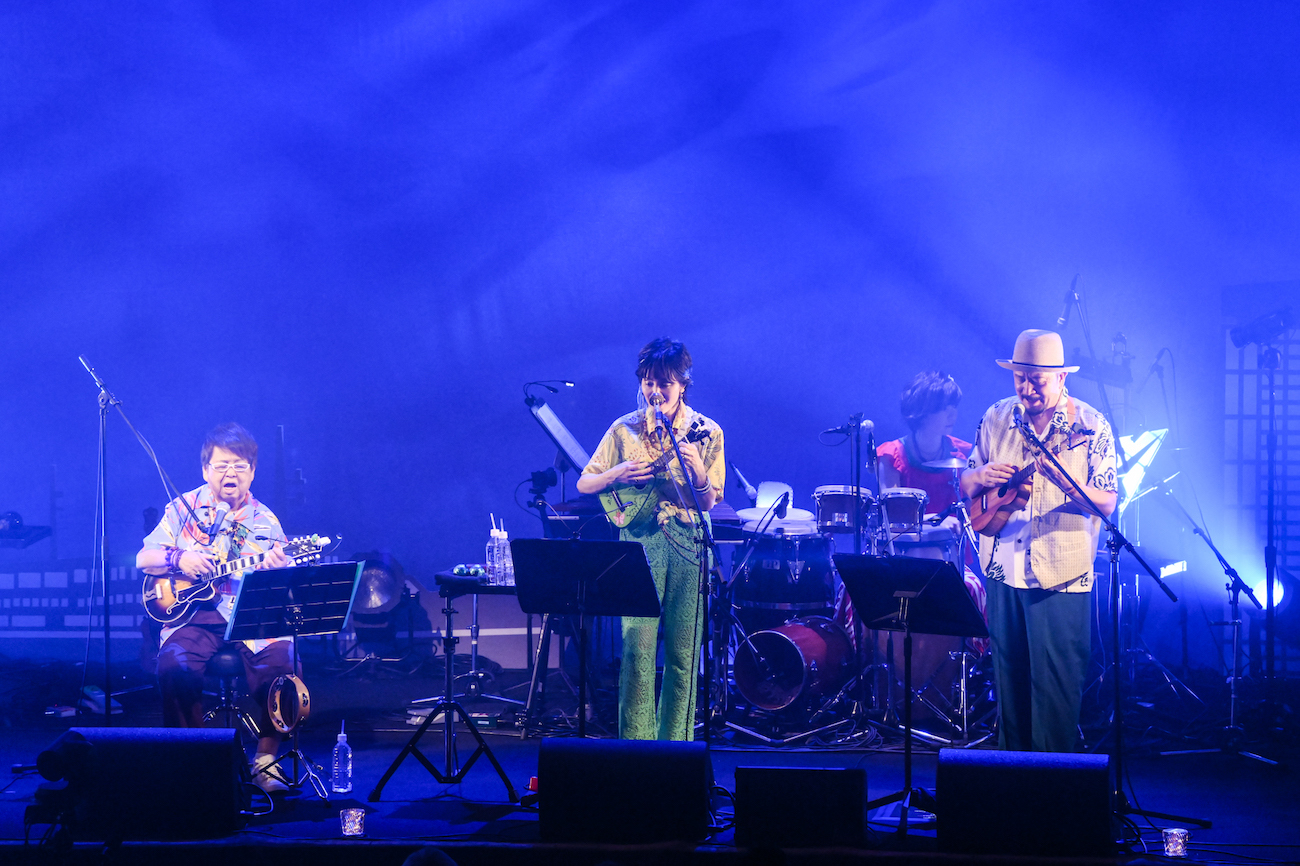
[922,458,966,470]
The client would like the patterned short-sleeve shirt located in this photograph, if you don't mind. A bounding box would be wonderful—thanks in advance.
[583,404,725,527]
[142,483,288,646]
[967,391,1117,592]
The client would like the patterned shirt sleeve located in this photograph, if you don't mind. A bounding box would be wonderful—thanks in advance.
[1087,411,1119,494]
[584,422,623,476]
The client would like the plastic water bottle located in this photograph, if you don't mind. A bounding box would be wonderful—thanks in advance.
[499,531,514,586]
[485,529,500,584]
[331,721,353,794]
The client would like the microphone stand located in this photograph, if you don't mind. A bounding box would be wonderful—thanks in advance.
[655,405,720,742]
[77,357,211,724]
[1011,413,1209,833]
[1156,495,1276,765]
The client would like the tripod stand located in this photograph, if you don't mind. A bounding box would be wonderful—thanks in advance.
[370,575,518,802]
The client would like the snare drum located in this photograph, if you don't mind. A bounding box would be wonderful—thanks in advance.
[734,616,853,710]
[813,485,874,534]
[880,488,928,534]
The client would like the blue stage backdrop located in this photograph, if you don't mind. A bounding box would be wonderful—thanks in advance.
[2,2,1297,666]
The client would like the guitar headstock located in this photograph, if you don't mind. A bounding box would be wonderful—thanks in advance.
[285,534,331,566]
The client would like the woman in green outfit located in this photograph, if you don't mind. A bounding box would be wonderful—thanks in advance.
[576,338,726,740]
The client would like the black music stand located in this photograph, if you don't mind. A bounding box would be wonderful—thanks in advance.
[513,538,661,738]
[834,554,987,838]
[226,560,364,799]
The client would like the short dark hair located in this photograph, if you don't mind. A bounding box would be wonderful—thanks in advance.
[201,422,259,469]
[900,371,961,431]
[635,337,693,393]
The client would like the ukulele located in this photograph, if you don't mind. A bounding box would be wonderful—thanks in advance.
[599,425,712,530]
[969,464,1037,536]
[142,535,330,624]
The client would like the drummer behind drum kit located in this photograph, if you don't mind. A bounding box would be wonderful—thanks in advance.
[724,473,995,746]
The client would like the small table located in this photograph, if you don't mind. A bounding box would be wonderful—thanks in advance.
[420,573,521,705]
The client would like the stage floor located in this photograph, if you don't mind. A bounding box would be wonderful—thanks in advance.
[1,659,1297,865]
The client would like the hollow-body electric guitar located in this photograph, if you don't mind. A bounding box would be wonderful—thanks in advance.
[142,535,330,624]
[600,426,712,530]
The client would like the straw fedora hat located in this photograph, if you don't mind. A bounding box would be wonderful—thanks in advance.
[996,329,1080,372]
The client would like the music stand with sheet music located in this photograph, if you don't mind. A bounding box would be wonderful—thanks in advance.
[226,560,364,799]
[834,554,987,837]
[512,538,661,738]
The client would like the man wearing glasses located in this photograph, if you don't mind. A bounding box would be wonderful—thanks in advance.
[137,422,295,792]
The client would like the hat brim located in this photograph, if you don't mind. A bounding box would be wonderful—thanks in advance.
[997,359,1081,373]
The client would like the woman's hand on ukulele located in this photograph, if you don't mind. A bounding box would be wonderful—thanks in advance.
[614,460,654,485]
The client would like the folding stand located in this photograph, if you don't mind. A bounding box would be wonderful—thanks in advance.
[512,538,661,738]
[834,554,987,838]
[226,560,364,799]
[369,575,519,802]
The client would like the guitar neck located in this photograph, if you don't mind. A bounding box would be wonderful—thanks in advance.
[208,549,268,581]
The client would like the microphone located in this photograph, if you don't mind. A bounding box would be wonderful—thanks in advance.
[1135,349,1166,395]
[525,380,576,394]
[731,462,758,501]
[823,417,874,436]
[1056,274,1080,328]
[774,491,790,519]
[1012,403,1025,428]
[206,502,230,545]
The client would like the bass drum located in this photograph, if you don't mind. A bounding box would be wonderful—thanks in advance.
[733,616,853,711]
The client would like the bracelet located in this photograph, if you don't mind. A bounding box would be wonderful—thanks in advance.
[693,481,712,493]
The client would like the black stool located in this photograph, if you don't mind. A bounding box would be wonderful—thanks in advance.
[203,645,259,740]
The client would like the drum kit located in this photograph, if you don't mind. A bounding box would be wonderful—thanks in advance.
[719,467,995,746]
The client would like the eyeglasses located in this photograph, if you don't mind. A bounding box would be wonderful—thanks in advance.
[208,462,252,474]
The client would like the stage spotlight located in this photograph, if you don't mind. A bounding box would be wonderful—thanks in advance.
[339,552,423,672]
[1230,307,1293,348]
[1252,578,1284,609]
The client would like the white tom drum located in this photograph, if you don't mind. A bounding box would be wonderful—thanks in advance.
[812,485,874,534]
[880,488,928,535]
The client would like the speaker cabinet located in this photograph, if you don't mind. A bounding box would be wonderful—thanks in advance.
[40,727,245,840]
[937,748,1113,857]
[734,766,866,849]
[538,738,711,843]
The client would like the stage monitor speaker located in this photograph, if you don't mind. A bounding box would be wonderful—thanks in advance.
[734,766,866,849]
[538,738,711,843]
[937,748,1113,857]
[39,727,245,840]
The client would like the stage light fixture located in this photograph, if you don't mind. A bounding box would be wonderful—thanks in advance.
[1230,307,1293,348]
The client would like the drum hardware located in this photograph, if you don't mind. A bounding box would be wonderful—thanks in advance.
[920,457,967,471]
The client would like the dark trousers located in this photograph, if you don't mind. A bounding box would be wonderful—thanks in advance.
[986,579,1092,752]
[156,619,293,736]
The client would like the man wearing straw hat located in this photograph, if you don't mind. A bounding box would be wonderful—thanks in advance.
[960,329,1118,752]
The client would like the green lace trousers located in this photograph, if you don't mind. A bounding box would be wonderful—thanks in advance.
[619,518,707,740]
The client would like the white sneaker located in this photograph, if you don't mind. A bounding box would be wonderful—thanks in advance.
[252,753,290,794]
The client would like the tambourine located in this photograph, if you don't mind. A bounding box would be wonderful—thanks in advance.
[267,674,311,733]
